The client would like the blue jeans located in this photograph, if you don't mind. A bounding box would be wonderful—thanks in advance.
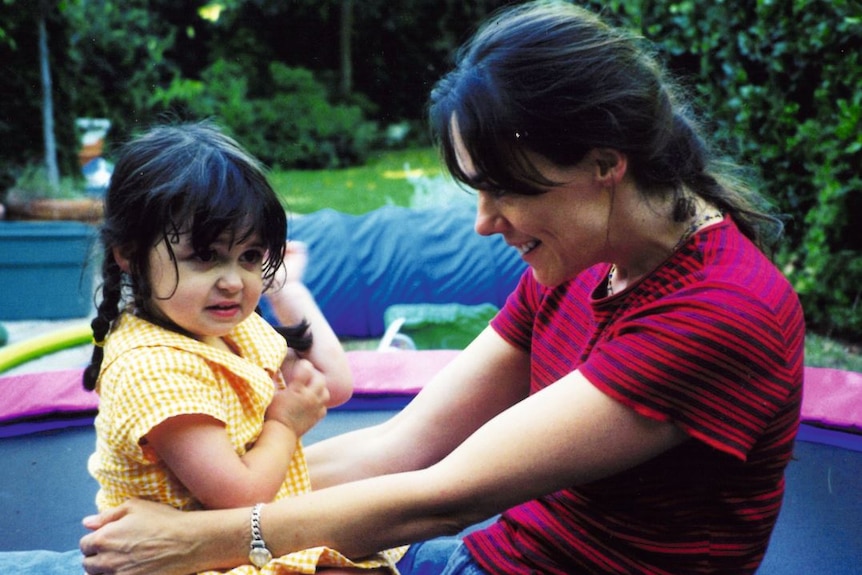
[0,544,487,575]
[396,538,489,575]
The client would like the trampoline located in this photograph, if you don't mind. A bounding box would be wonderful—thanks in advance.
[0,207,859,573]
[1,360,860,574]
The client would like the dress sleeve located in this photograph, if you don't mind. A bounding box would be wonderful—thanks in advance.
[98,348,233,460]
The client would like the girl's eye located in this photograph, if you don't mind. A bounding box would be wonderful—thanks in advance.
[194,249,217,263]
[240,249,264,264]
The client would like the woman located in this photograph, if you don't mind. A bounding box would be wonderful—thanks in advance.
[80,2,803,574]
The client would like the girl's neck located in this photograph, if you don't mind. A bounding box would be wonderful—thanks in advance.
[134,306,239,355]
[202,335,238,354]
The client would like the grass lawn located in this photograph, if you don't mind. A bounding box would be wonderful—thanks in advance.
[270,147,861,372]
[804,334,862,373]
[269,147,444,215]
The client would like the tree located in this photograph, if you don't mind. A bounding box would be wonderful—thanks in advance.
[37,1,60,191]
[64,0,181,144]
[339,0,353,98]
[0,0,76,192]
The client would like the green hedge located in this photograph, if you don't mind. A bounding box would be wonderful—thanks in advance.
[151,60,379,170]
[585,0,861,341]
[4,1,858,341]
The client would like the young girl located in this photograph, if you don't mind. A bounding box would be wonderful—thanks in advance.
[83,122,405,574]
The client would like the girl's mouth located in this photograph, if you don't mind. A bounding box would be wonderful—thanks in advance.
[207,303,241,317]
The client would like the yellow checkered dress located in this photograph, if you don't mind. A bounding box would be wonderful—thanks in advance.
[89,313,406,574]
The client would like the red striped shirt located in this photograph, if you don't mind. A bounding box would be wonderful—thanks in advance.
[466,218,804,574]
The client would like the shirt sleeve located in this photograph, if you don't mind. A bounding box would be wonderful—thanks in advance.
[580,284,799,461]
[490,269,542,351]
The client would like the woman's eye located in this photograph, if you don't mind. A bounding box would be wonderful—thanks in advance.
[477,186,507,200]
[473,182,507,199]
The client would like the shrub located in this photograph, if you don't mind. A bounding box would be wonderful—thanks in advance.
[589,0,862,341]
[151,60,378,170]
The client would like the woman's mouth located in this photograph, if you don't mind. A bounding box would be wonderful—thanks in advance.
[516,239,540,256]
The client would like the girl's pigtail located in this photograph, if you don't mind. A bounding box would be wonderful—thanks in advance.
[274,319,313,353]
[82,258,124,391]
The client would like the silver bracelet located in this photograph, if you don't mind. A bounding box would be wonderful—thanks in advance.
[248,503,273,568]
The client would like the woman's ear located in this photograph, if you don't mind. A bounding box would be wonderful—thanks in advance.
[592,149,627,184]
[112,245,132,273]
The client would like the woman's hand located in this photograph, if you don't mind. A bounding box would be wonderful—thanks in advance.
[268,357,330,437]
[80,499,206,575]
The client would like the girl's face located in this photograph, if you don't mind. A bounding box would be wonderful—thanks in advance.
[144,230,266,345]
[452,125,613,287]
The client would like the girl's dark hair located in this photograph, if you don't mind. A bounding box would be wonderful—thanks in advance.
[429,0,782,250]
[83,121,288,390]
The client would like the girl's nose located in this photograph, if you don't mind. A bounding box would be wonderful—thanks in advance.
[474,191,504,236]
[217,265,243,292]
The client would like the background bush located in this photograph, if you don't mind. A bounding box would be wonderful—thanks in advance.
[625,0,861,341]
[151,60,378,170]
[1,0,859,341]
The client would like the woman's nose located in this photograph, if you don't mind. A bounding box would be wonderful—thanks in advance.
[474,191,503,236]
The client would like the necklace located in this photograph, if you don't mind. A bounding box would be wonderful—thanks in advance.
[607,209,723,296]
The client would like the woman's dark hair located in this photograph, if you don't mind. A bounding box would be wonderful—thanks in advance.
[429,0,782,249]
[83,121,288,390]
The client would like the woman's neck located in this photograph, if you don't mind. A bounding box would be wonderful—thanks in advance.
[608,195,721,295]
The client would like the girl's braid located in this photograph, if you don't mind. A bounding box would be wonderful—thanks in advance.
[82,256,124,391]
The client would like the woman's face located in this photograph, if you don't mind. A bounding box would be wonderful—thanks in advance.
[143,229,266,344]
[452,124,613,287]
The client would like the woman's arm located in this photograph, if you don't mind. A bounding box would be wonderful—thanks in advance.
[267,241,353,407]
[235,364,689,560]
[81,328,687,574]
[80,328,531,574]
[305,326,532,488]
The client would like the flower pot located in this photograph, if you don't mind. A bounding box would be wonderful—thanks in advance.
[0,221,96,320]
[4,197,104,223]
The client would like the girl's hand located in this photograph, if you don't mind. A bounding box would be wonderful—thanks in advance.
[281,240,308,284]
[268,357,330,437]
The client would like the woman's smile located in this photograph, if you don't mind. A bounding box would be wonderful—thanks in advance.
[515,239,541,256]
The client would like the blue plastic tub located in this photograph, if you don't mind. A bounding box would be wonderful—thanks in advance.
[0,221,96,320]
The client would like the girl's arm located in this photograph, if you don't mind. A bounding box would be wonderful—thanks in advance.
[145,358,329,509]
[145,415,295,510]
[267,241,353,407]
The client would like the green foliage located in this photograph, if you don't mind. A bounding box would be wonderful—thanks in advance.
[804,333,862,373]
[2,0,859,341]
[0,1,79,184]
[63,0,179,145]
[594,0,862,341]
[152,60,378,169]
[5,163,83,201]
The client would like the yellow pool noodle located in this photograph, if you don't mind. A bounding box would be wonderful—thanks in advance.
[0,322,92,374]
